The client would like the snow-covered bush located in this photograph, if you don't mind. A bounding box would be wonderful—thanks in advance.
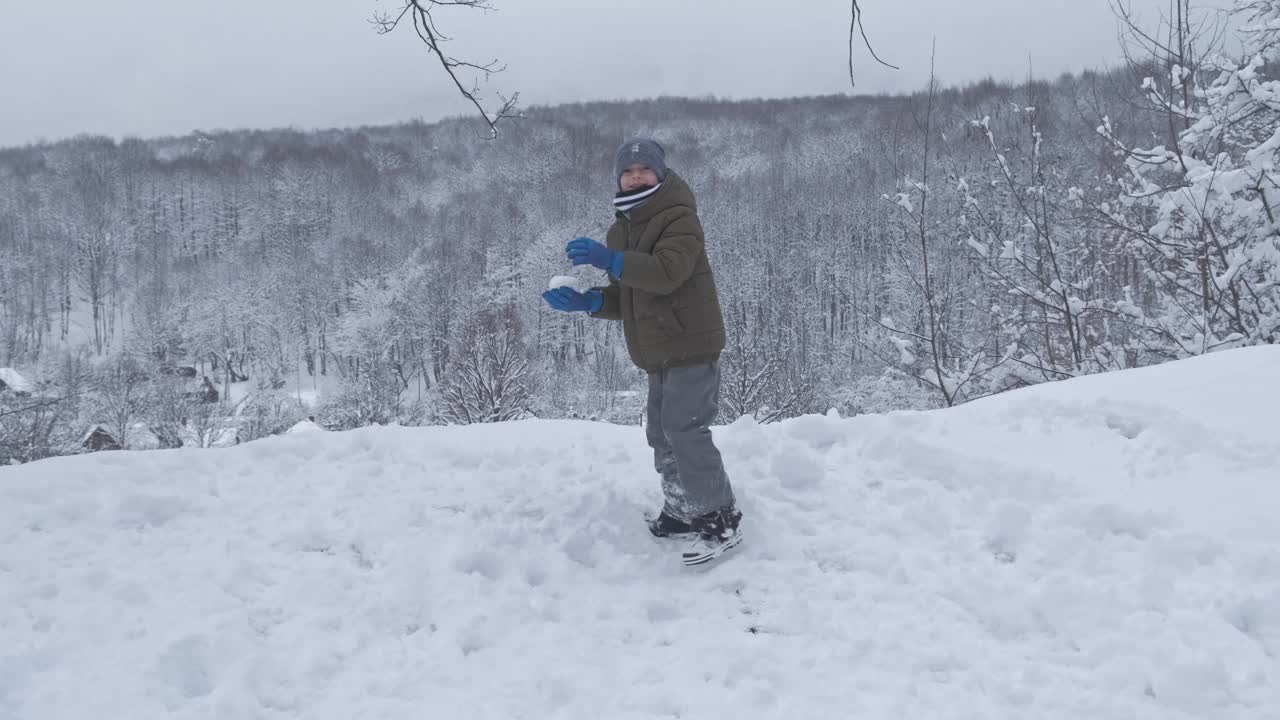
[1096,0,1280,354]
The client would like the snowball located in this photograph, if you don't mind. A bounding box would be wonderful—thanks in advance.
[548,275,577,290]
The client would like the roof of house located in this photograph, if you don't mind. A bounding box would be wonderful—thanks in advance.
[0,368,33,393]
[81,424,114,444]
[287,419,324,434]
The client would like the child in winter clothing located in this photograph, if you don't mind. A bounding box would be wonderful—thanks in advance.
[542,138,741,559]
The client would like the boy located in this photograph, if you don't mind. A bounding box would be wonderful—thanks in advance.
[542,138,742,565]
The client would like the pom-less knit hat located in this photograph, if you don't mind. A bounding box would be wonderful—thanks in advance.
[614,138,667,188]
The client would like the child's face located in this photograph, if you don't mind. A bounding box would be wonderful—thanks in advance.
[619,164,659,192]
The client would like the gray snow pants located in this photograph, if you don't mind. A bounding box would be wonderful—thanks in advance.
[645,361,736,521]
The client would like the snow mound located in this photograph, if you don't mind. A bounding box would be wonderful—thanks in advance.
[2,347,1278,719]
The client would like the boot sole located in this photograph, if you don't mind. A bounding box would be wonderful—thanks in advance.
[681,530,744,566]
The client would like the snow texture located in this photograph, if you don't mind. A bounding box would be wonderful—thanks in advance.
[1,346,1278,719]
[548,275,577,290]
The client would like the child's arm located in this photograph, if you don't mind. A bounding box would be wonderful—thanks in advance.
[614,211,701,296]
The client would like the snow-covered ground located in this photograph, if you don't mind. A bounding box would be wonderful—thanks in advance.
[2,347,1278,720]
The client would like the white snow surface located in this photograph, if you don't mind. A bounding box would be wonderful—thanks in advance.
[2,346,1279,720]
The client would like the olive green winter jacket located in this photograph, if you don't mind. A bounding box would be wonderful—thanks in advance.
[589,171,726,372]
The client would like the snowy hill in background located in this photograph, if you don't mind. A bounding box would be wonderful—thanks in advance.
[3,347,1278,719]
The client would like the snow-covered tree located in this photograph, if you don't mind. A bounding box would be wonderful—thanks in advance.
[958,108,1134,386]
[90,355,149,449]
[438,244,535,424]
[1096,0,1280,354]
[868,67,998,406]
[441,303,535,424]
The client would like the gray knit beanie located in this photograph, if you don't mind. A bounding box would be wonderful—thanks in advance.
[614,138,667,188]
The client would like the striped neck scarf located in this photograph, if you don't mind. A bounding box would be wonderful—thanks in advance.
[613,182,663,214]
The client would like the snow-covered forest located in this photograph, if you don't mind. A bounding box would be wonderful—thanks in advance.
[1,1,1277,462]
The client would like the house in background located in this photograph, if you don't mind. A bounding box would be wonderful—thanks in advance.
[287,416,325,434]
[0,368,34,397]
[82,425,122,452]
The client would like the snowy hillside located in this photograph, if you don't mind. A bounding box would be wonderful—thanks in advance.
[3,347,1279,720]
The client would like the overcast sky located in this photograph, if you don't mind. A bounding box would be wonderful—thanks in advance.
[0,0,1227,147]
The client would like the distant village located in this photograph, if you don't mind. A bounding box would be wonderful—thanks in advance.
[1,365,323,461]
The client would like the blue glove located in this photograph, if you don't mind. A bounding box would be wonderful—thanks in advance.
[566,237,623,277]
[542,287,603,313]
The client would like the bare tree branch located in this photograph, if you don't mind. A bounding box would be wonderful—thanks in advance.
[381,1,893,125]
[849,0,900,87]
[0,386,96,420]
[372,0,520,139]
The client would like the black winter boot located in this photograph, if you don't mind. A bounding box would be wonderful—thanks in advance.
[647,509,695,538]
[690,506,742,540]
[681,506,744,566]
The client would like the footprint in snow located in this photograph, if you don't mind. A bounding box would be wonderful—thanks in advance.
[452,549,504,580]
[646,602,680,623]
[524,565,549,587]
[155,635,215,701]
